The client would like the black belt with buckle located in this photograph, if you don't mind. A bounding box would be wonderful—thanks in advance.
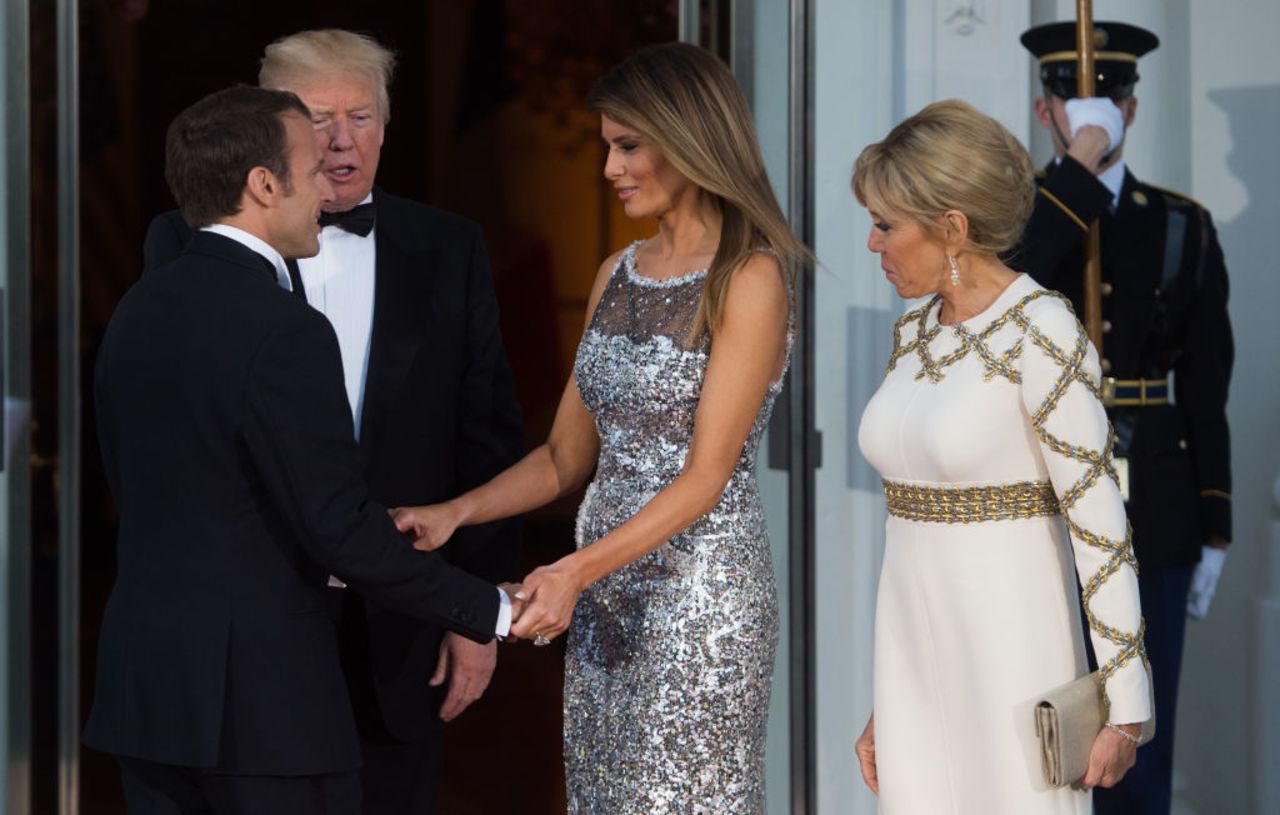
[1102,377,1169,407]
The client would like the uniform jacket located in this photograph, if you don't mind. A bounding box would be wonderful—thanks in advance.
[85,230,501,774]
[1009,157,1233,568]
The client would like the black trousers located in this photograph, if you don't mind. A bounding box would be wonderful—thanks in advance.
[1094,564,1194,815]
[117,756,361,815]
[334,588,444,815]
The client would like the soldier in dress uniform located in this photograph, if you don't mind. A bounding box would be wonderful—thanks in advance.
[1013,21,1234,815]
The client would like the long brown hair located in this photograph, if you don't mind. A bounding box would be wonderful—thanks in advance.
[588,42,809,337]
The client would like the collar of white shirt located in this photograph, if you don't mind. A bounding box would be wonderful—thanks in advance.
[1096,159,1127,212]
[201,223,293,292]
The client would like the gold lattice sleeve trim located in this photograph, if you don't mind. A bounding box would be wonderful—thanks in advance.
[1024,312,1148,718]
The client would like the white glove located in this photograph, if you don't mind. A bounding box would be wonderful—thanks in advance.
[1064,97,1126,152]
[1186,545,1227,620]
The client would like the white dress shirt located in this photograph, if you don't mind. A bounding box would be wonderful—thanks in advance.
[1097,158,1127,212]
[297,193,377,440]
[199,220,512,637]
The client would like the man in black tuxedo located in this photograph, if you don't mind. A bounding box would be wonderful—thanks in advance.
[141,30,524,814]
[86,85,522,813]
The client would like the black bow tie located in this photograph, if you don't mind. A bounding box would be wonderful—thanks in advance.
[318,202,376,237]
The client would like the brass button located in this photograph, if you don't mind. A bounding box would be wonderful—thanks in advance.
[1179,439,1188,450]
[1101,358,1112,374]
[1101,282,1114,296]
[1102,320,1113,333]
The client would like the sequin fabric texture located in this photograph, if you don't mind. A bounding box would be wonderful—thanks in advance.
[566,242,786,814]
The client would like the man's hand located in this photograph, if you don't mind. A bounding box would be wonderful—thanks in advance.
[390,503,461,551]
[1064,97,1125,174]
[432,632,497,722]
[1187,541,1228,620]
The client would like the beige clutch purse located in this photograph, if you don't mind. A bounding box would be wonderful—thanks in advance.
[1034,666,1156,787]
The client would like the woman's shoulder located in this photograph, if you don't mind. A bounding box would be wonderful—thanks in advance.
[731,248,786,286]
[1013,277,1083,343]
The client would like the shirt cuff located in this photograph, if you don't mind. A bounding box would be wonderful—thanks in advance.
[495,587,512,638]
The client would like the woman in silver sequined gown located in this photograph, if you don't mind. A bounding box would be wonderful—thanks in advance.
[391,43,809,812]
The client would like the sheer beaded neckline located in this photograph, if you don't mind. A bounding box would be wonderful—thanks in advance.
[622,241,709,288]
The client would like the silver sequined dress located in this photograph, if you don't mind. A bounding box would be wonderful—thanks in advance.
[566,241,786,813]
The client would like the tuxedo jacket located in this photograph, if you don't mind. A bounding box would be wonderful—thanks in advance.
[142,190,523,742]
[84,231,500,775]
[1009,157,1233,568]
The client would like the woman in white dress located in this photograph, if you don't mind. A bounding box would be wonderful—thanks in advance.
[851,100,1152,813]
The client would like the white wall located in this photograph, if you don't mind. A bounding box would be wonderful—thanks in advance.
[1183,4,1280,813]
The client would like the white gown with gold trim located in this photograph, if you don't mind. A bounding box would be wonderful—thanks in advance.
[857,274,1151,814]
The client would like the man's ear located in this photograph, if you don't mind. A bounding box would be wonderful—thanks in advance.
[243,166,277,208]
[1121,96,1138,129]
[1033,95,1053,129]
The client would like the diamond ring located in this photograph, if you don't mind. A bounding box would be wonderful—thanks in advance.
[533,633,551,647]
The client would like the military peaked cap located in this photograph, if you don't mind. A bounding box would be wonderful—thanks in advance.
[1021,21,1159,100]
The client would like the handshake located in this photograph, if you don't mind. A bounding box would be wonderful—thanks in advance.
[496,582,562,646]
[391,505,582,647]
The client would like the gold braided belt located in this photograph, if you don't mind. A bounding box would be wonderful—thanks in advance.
[882,479,1062,524]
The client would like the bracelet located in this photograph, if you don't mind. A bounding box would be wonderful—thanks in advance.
[1104,722,1142,746]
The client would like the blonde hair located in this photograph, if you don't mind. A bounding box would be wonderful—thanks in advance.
[852,99,1035,255]
[259,30,396,123]
[588,42,810,338]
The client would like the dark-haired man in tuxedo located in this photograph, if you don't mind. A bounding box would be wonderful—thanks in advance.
[87,84,523,814]
[142,30,524,814]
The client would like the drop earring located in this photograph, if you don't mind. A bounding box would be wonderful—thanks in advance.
[948,255,960,287]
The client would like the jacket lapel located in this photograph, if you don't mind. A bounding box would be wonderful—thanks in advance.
[358,192,434,451]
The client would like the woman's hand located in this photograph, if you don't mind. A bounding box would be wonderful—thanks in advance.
[1079,723,1140,790]
[508,558,586,643]
[855,714,879,795]
[390,503,462,551]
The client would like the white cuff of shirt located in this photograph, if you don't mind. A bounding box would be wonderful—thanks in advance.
[496,587,512,638]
